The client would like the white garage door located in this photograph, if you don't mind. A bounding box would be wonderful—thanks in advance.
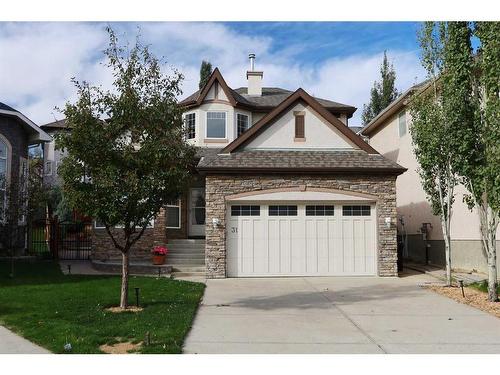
[226,203,377,277]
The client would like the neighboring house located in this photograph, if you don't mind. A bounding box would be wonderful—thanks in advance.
[86,55,406,278]
[0,102,51,253]
[40,119,69,187]
[360,82,500,274]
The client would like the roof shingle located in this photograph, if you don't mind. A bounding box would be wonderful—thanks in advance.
[197,149,406,174]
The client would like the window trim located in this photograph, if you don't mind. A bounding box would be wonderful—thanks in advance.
[44,160,53,176]
[305,205,335,216]
[166,199,182,229]
[268,205,298,216]
[185,112,196,140]
[18,157,29,225]
[205,111,227,139]
[236,113,250,138]
[94,219,155,229]
[342,205,371,217]
[231,205,260,216]
[0,134,11,224]
[294,111,305,140]
[398,110,407,137]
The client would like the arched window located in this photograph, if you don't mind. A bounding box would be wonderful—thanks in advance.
[0,137,9,221]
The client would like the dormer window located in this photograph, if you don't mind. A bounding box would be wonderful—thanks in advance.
[185,113,195,139]
[237,113,249,137]
[206,112,226,139]
[294,111,305,141]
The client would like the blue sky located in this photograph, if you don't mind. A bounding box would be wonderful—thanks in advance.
[0,22,426,125]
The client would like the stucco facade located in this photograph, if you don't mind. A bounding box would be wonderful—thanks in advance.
[362,89,500,274]
[204,174,398,278]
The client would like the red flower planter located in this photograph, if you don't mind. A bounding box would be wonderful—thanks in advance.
[152,254,166,265]
[151,246,168,265]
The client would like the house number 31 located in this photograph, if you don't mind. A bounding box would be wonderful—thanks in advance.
[231,227,238,233]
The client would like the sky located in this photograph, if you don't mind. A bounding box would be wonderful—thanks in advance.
[0,22,427,126]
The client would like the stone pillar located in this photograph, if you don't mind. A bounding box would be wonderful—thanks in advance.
[153,207,167,247]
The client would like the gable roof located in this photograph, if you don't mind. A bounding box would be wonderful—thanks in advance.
[179,70,356,116]
[41,118,71,131]
[179,68,238,107]
[0,102,51,143]
[221,88,378,154]
[361,80,429,136]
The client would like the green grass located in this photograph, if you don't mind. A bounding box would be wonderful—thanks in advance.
[469,280,500,294]
[0,260,205,353]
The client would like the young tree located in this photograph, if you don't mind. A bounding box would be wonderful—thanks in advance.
[410,22,461,286]
[362,51,399,124]
[459,22,500,302]
[199,60,213,89]
[58,28,196,308]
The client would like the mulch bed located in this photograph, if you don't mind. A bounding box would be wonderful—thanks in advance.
[427,285,500,319]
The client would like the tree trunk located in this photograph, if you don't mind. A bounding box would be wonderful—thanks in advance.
[487,250,498,302]
[443,229,452,286]
[120,251,130,309]
[486,227,498,302]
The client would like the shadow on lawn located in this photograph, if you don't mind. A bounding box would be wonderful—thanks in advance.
[0,260,118,288]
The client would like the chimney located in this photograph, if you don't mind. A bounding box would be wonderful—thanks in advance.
[247,53,263,96]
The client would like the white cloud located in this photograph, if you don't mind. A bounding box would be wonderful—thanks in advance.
[0,22,425,126]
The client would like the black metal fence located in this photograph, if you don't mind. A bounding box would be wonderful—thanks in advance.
[29,220,92,260]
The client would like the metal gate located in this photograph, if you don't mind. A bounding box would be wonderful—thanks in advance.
[29,219,92,260]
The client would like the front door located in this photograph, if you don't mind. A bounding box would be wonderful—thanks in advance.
[189,188,206,237]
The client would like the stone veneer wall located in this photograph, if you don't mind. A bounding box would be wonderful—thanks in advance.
[205,174,398,278]
[92,208,167,261]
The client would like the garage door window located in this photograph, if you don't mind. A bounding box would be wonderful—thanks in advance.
[342,205,371,216]
[269,205,297,216]
[306,205,334,216]
[231,205,260,216]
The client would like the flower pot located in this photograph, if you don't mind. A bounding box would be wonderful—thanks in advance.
[152,254,166,265]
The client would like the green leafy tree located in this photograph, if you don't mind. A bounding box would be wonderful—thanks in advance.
[57,27,196,308]
[458,22,500,302]
[410,22,466,286]
[362,51,399,124]
[199,60,213,89]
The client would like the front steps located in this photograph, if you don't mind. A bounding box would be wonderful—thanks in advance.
[167,239,206,276]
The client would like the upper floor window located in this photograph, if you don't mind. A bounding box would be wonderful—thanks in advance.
[237,113,249,137]
[185,113,195,139]
[294,111,305,140]
[206,112,226,139]
[398,110,407,137]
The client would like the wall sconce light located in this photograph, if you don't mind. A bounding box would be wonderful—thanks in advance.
[212,218,221,228]
[385,217,391,228]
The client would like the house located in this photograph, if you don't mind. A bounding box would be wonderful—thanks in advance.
[360,82,500,275]
[0,102,51,254]
[40,119,69,187]
[86,54,405,278]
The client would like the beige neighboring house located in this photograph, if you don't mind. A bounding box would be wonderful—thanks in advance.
[360,82,500,274]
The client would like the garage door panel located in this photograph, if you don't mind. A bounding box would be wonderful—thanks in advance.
[240,219,254,274]
[252,219,268,274]
[290,219,306,274]
[305,219,318,274]
[341,219,355,274]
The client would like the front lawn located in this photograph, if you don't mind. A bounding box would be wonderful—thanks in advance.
[0,260,205,353]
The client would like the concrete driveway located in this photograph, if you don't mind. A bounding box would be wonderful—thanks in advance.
[184,271,500,354]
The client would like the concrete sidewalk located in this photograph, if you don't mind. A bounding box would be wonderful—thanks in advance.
[184,270,500,354]
[0,326,50,354]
